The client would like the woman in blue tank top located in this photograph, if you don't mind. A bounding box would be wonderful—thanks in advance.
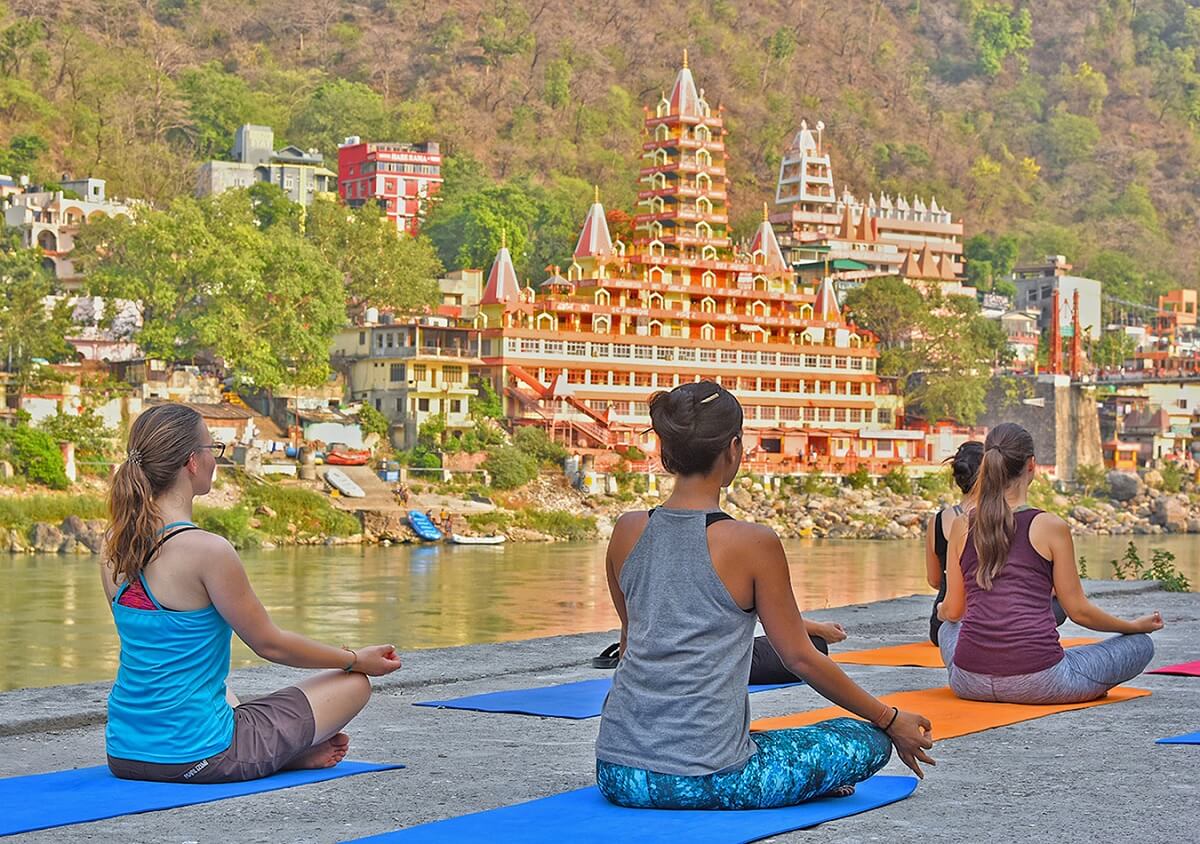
[101,404,402,784]
[596,382,935,809]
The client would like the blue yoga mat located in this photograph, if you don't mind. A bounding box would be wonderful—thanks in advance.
[1157,731,1200,745]
[414,677,803,719]
[348,774,917,843]
[0,760,403,837]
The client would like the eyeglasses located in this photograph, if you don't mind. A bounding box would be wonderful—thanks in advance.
[196,443,226,459]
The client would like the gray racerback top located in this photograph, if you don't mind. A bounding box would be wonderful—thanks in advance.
[595,508,758,776]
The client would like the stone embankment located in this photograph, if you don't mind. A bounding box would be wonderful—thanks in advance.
[8,467,1200,553]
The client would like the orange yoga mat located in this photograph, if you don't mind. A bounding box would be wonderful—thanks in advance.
[751,685,1151,739]
[831,638,1101,669]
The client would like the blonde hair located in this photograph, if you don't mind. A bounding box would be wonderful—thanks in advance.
[104,404,206,585]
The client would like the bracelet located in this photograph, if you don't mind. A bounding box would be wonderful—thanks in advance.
[341,646,357,673]
[882,706,899,732]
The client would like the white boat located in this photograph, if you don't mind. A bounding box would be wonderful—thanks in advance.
[324,467,365,498]
[451,533,506,545]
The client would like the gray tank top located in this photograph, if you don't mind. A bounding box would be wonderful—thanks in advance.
[595,508,758,776]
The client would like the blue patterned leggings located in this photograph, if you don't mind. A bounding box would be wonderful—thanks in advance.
[596,718,892,809]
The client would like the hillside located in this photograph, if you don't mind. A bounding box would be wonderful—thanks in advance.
[3,0,1199,301]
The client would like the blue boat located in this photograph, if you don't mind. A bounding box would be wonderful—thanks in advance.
[407,510,444,542]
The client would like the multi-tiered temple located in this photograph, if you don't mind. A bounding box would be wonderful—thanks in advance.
[771,121,964,283]
[476,57,921,473]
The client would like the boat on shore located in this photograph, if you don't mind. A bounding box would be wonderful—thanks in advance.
[451,533,506,546]
[324,467,366,498]
[325,449,371,466]
[408,510,444,542]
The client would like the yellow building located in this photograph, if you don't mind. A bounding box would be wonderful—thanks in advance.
[332,316,481,448]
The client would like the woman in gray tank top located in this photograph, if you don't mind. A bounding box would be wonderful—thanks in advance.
[596,382,935,810]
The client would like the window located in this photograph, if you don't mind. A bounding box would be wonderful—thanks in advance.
[359,331,366,345]
[390,363,404,382]
[374,398,382,411]
[632,401,650,415]
[877,409,893,426]
[817,408,831,422]
[819,356,833,368]
[544,340,564,355]
[395,398,403,412]
[593,343,610,358]
[418,398,430,412]
[451,400,462,414]
[413,364,427,382]
[567,342,587,357]
[443,365,462,383]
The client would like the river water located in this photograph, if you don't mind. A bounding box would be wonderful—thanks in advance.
[2,534,1196,692]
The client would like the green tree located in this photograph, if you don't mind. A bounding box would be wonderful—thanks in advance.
[1092,329,1136,369]
[483,444,538,489]
[289,80,390,158]
[74,192,345,389]
[306,198,442,310]
[964,233,1019,291]
[0,246,72,390]
[248,183,305,232]
[356,403,391,440]
[513,425,568,464]
[845,278,1006,424]
[0,424,69,489]
[969,2,1034,77]
[1040,106,1101,169]
[176,62,282,160]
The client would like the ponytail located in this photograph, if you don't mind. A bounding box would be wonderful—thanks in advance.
[103,404,206,584]
[104,459,162,585]
[967,422,1036,590]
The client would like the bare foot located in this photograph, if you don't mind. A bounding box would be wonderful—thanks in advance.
[819,784,856,799]
[284,732,350,770]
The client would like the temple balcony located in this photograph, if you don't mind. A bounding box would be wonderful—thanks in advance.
[633,209,729,225]
[644,114,725,130]
[637,185,727,201]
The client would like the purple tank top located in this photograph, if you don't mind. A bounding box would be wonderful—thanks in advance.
[953,508,1064,676]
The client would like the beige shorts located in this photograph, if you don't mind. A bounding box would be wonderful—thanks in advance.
[108,686,316,784]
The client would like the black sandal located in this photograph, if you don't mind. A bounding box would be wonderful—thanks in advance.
[591,642,620,669]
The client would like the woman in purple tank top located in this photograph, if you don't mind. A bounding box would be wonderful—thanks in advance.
[936,423,1162,704]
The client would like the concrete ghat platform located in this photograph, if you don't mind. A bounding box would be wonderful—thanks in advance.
[1,580,1195,843]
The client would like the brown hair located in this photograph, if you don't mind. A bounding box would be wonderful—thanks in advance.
[104,404,207,585]
[649,381,742,476]
[968,422,1036,590]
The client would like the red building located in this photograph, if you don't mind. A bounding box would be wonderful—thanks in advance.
[336,138,443,235]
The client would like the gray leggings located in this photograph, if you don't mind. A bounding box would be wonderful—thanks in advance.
[938,622,1153,705]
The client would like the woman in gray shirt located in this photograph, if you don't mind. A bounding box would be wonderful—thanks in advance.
[596,382,934,809]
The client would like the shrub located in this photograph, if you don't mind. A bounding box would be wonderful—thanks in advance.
[801,469,836,495]
[243,483,359,537]
[0,493,107,531]
[619,445,647,462]
[917,469,953,497]
[513,426,568,464]
[1109,541,1190,592]
[845,467,872,489]
[516,508,597,541]
[483,446,538,489]
[1075,463,1108,496]
[395,445,441,468]
[356,403,391,440]
[0,425,70,489]
[881,466,911,495]
[194,505,260,548]
[1160,461,1183,494]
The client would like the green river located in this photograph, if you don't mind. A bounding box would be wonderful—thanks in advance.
[2,535,1196,692]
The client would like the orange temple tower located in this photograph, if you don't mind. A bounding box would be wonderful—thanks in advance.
[476,55,919,473]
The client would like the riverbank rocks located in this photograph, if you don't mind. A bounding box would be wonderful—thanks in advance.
[29,523,65,553]
[60,516,105,553]
[1107,471,1144,502]
[1154,497,1189,533]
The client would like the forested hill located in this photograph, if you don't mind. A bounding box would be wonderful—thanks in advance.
[3,0,1200,303]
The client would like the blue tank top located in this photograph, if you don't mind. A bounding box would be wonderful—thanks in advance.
[106,536,235,763]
